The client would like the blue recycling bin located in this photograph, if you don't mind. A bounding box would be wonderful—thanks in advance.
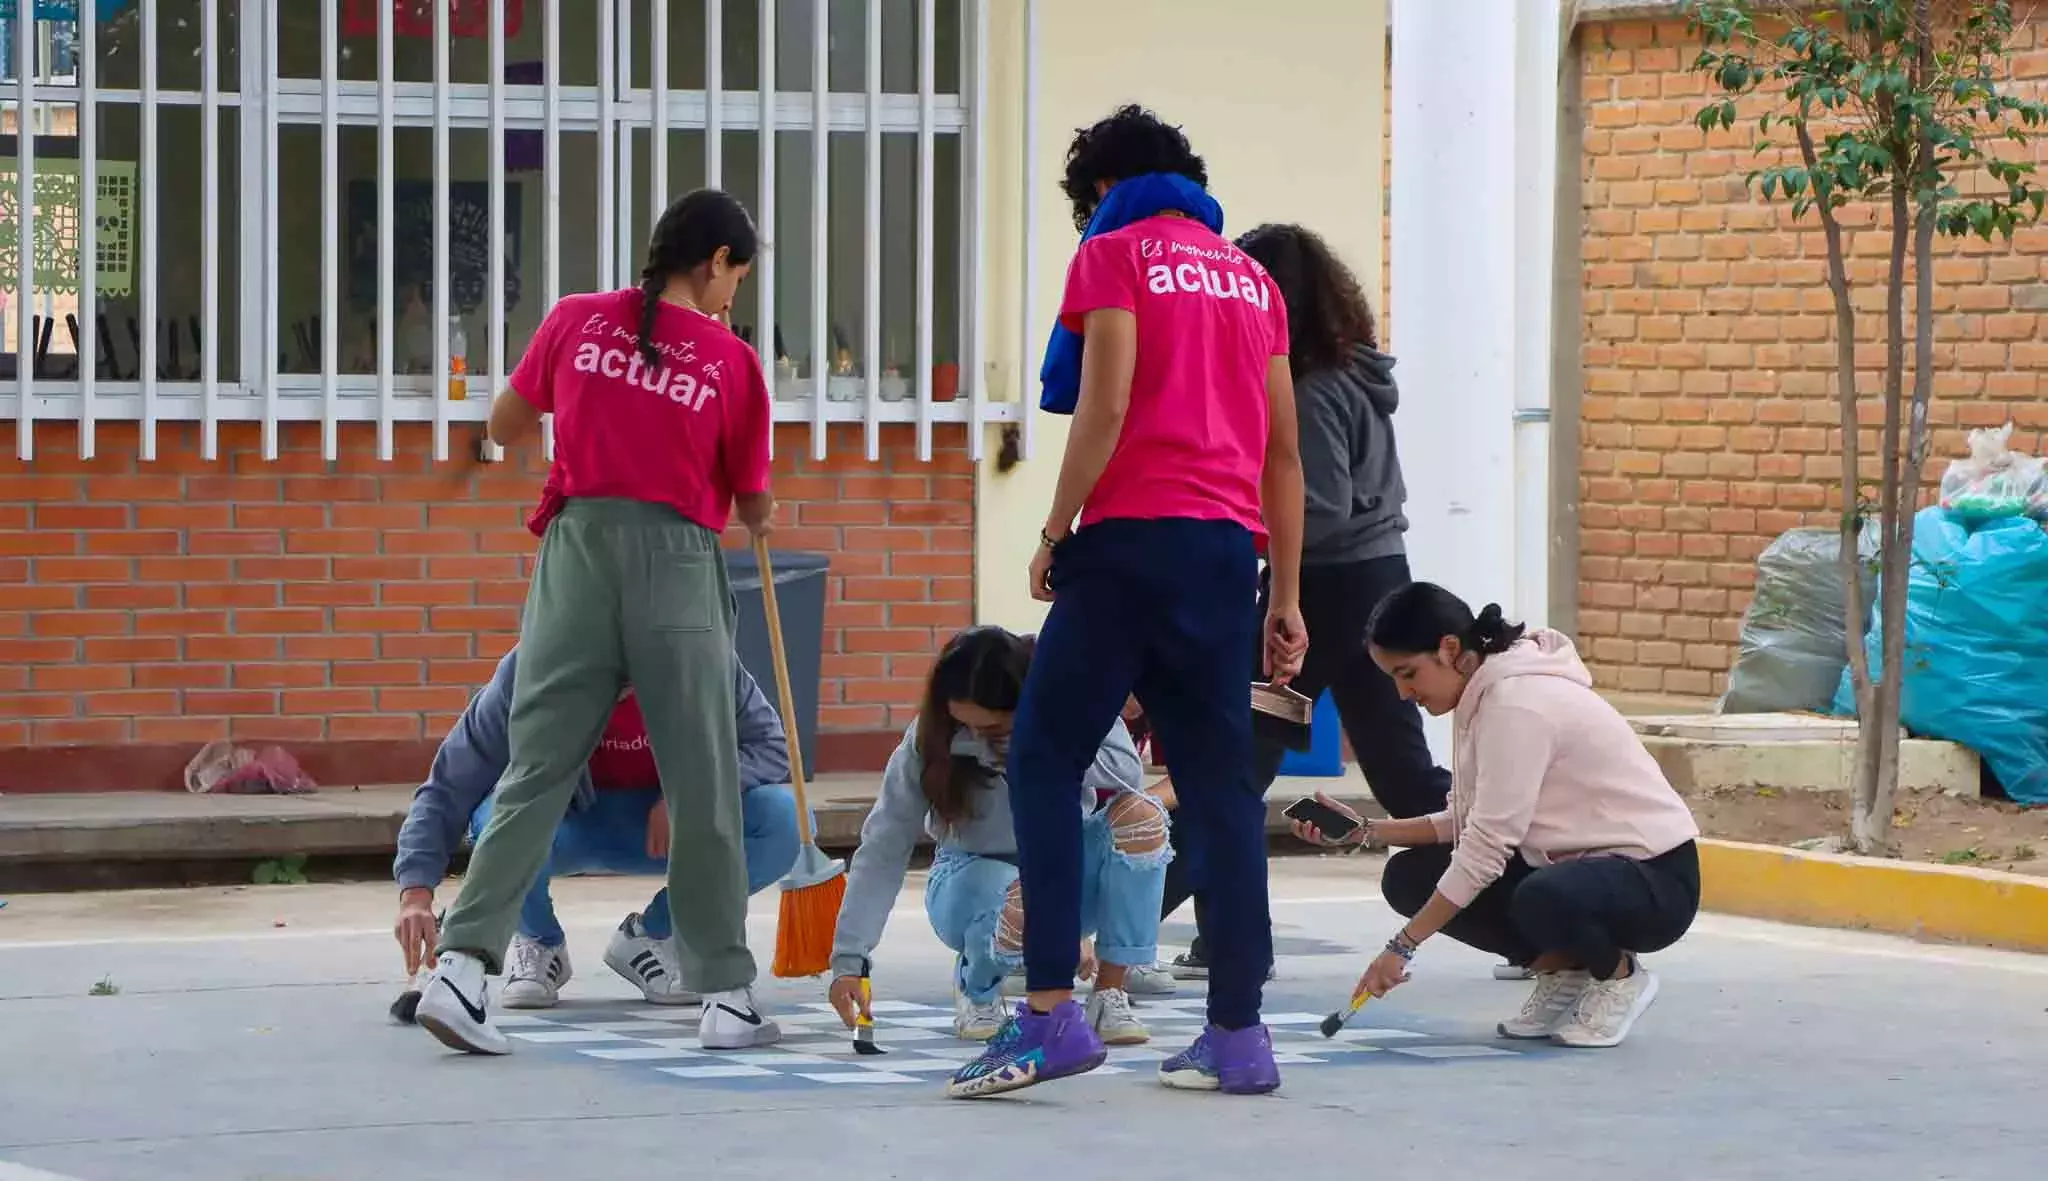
[1277,690,1344,777]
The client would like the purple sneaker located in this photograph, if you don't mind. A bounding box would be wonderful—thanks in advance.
[1158,1024,1281,1095]
[946,1001,1107,1099]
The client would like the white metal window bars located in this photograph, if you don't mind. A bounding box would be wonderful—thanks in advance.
[2,0,1026,467]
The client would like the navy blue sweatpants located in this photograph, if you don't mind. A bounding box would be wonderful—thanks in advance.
[1008,518,1271,1030]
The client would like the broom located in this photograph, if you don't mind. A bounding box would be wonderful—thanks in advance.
[757,535,847,977]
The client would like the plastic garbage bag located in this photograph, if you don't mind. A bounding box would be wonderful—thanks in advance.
[1721,526,1877,715]
[184,740,318,795]
[1938,423,2048,524]
[1831,508,2048,805]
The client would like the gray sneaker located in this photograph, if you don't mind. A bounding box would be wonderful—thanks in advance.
[1085,986,1151,1046]
[1552,962,1660,1048]
[1124,962,1179,996]
[1498,970,1591,1040]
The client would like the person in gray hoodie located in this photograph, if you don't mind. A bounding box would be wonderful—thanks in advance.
[393,645,803,1016]
[823,627,1167,1047]
[1152,223,1455,981]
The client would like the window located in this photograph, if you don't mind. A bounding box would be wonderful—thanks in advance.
[1,0,1004,463]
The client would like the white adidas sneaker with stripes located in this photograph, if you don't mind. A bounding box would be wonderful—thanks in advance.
[602,913,698,1006]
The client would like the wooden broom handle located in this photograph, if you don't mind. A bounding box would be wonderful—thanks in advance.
[752,535,815,845]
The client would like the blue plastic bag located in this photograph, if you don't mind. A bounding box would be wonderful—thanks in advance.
[1833,508,2048,804]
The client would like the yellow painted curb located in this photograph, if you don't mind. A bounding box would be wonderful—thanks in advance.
[1700,838,2048,954]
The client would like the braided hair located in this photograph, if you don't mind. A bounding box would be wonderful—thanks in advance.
[1366,582,1527,662]
[635,188,760,370]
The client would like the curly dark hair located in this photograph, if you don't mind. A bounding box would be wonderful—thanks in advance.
[1234,222,1379,379]
[1060,105,1209,234]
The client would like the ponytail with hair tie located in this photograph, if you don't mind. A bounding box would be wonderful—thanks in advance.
[1464,603,1526,657]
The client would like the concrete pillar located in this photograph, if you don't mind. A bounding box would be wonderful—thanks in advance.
[1391,0,1562,757]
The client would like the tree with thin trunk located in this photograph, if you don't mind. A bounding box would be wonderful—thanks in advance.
[1688,1,2048,853]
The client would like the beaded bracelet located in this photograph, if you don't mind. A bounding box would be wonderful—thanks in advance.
[1385,931,1419,961]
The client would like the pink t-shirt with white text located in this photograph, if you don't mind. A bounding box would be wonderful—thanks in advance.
[1057,215,1289,536]
[510,289,772,535]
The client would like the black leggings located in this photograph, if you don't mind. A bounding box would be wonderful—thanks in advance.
[1380,841,1702,980]
[1160,554,1451,957]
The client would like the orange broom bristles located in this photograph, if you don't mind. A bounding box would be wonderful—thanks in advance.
[772,871,847,978]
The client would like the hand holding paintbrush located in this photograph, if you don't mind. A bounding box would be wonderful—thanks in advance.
[828,963,888,1055]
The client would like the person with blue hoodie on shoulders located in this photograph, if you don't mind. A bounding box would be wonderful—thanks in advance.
[392,645,805,1019]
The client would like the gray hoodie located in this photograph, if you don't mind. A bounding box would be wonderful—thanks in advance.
[829,721,1143,979]
[392,646,789,891]
[1298,343,1410,566]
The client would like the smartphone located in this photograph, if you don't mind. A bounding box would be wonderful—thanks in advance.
[1283,796,1361,842]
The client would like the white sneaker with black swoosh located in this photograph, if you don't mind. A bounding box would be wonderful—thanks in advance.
[416,950,511,1055]
[698,986,781,1050]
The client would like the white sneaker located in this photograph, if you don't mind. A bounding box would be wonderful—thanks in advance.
[415,950,511,1056]
[499,935,572,1010]
[953,989,1008,1041]
[1085,986,1151,1046]
[603,913,698,1006]
[1497,970,1591,1039]
[1552,960,1660,1048]
[1124,962,1179,997]
[699,986,782,1050]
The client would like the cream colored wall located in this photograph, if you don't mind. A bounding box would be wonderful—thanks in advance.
[972,0,1390,633]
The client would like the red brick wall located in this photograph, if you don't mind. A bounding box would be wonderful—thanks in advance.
[0,419,970,788]
[1575,17,2048,698]
[1377,18,2048,701]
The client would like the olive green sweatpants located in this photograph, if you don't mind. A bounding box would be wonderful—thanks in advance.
[437,498,755,993]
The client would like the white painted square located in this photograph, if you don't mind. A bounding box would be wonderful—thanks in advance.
[626,1008,702,1022]
[657,1063,776,1079]
[580,1046,706,1061]
[739,1051,841,1066]
[1389,1044,1516,1060]
[1272,1053,1328,1065]
[566,1020,682,1034]
[865,1000,938,1014]
[1334,1028,1426,1042]
[1105,1048,1167,1063]
[854,1057,963,1073]
[490,1015,555,1028]
[796,1071,923,1084]
[1259,1012,1329,1026]
[509,1029,633,1044]
[886,1015,964,1029]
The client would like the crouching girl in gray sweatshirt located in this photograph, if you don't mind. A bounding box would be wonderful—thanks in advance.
[825,626,1169,1046]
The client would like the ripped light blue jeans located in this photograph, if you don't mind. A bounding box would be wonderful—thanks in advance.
[925,794,1172,1004]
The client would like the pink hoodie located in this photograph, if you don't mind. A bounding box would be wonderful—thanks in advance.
[1427,629,1700,909]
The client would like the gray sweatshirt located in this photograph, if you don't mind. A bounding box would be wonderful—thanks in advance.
[829,720,1143,978]
[392,645,789,892]
[1298,343,1411,566]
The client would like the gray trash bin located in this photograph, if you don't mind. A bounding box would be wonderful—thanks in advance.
[726,549,830,776]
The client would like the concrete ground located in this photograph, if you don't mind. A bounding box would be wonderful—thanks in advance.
[2,856,2044,1181]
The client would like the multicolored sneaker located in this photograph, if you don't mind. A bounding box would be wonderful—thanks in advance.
[945,1001,1107,1099]
[1158,1024,1281,1095]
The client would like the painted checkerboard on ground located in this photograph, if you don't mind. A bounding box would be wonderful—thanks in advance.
[493,996,1535,1091]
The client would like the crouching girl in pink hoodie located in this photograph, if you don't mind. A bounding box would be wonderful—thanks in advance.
[1293,582,1700,1049]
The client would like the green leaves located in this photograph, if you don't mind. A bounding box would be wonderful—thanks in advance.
[1683,0,2047,241]
[253,852,310,886]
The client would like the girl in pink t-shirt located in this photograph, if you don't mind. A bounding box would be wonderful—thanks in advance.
[415,189,784,1059]
[951,106,1307,1102]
